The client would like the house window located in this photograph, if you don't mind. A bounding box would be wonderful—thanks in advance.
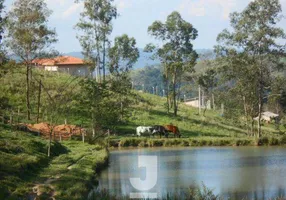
[45,66,58,72]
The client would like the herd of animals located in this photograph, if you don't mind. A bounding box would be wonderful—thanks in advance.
[136,125,181,138]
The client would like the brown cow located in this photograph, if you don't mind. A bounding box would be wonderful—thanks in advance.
[164,125,181,138]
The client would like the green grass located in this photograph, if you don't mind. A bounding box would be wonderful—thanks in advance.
[108,135,286,148]
[39,141,108,200]
[117,92,285,140]
[0,124,108,200]
[0,124,68,199]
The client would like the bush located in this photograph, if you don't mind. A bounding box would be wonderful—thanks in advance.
[280,135,286,145]
[257,136,269,146]
[236,139,252,146]
[190,139,199,146]
[269,137,279,146]
[149,139,164,147]
[119,138,142,147]
[181,139,190,147]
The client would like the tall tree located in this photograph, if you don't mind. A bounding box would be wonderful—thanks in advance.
[76,0,117,82]
[0,0,6,65]
[215,0,286,137]
[0,0,4,44]
[109,34,139,120]
[5,0,57,120]
[147,11,198,116]
[198,68,217,116]
[81,34,139,137]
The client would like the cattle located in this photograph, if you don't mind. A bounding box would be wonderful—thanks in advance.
[164,125,181,138]
[136,126,154,137]
[152,125,168,138]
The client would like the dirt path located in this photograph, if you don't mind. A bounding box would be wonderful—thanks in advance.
[31,153,91,200]
[32,174,61,200]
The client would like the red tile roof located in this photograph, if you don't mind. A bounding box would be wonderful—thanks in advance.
[33,56,85,66]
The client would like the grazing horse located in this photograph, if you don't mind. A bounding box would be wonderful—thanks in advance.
[136,126,154,137]
[152,125,168,138]
[164,125,181,138]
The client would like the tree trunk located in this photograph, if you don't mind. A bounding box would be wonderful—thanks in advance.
[251,119,255,137]
[36,80,42,123]
[212,93,215,110]
[198,86,201,115]
[17,108,20,124]
[120,101,123,121]
[243,96,249,135]
[81,125,85,143]
[10,111,13,127]
[172,73,177,116]
[102,35,106,82]
[164,65,170,114]
[257,64,263,138]
[257,97,263,138]
[48,129,52,157]
[26,64,31,120]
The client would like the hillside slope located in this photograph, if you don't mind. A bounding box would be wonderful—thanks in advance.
[119,92,284,138]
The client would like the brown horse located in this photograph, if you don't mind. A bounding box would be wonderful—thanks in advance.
[164,125,181,138]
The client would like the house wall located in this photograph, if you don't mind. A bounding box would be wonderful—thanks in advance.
[57,65,90,77]
[35,64,91,77]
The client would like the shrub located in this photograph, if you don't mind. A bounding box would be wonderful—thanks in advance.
[119,138,141,147]
[181,139,190,147]
[109,139,120,148]
[236,139,252,146]
[138,140,148,147]
[190,139,199,147]
[199,140,208,146]
[257,136,269,146]
[280,135,286,145]
[269,137,279,146]
[164,140,174,147]
[152,139,164,147]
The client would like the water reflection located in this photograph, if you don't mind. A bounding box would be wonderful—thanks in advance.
[99,147,286,199]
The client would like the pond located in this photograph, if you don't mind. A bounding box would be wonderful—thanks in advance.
[99,147,286,199]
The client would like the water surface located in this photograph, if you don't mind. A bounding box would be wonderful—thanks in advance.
[99,147,286,199]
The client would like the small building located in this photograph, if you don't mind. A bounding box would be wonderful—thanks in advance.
[32,56,90,77]
[184,97,211,109]
[254,111,279,123]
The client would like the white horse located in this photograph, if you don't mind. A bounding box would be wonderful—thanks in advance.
[136,126,155,137]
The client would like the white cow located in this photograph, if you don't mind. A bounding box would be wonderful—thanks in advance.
[136,126,155,137]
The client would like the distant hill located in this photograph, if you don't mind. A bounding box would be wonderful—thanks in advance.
[65,48,214,70]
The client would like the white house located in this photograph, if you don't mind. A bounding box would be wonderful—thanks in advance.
[33,56,90,77]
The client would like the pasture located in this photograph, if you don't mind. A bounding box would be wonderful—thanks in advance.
[115,92,285,141]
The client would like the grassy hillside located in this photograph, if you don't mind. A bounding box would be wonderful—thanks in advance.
[119,92,284,137]
[1,67,284,139]
[110,92,286,147]
[0,124,108,200]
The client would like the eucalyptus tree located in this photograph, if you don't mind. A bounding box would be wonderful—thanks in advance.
[0,0,6,66]
[5,0,57,120]
[0,0,4,44]
[147,11,198,116]
[215,0,286,137]
[76,0,117,82]
[198,69,217,116]
[109,34,139,120]
[80,34,139,136]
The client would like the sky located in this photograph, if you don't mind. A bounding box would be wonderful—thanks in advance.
[4,0,286,53]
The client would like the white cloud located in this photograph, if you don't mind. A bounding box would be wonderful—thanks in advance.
[178,0,237,19]
[62,2,83,19]
[114,0,132,12]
